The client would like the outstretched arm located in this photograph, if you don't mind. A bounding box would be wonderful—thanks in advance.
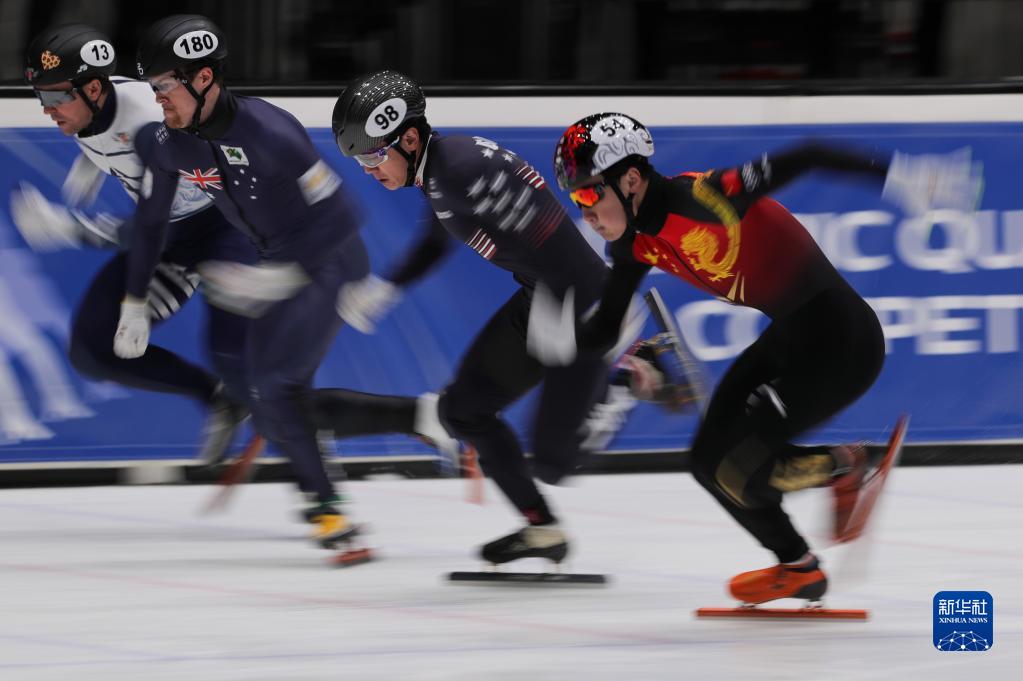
[706,142,981,216]
[758,142,889,192]
[701,142,887,215]
[336,211,455,334]
[386,213,455,286]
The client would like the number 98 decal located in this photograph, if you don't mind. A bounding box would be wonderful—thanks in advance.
[365,97,407,137]
[80,39,115,67]
[172,30,219,60]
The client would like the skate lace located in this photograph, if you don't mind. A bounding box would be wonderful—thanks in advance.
[771,564,788,587]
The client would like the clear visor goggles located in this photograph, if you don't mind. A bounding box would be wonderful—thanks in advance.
[148,74,187,95]
[354,137,402,168]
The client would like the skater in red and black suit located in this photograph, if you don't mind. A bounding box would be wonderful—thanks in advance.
[536,113,981,605]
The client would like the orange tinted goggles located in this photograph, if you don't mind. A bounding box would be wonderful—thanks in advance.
[569,182,606,208]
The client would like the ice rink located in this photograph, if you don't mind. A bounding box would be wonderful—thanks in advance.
[1,465,1020,680]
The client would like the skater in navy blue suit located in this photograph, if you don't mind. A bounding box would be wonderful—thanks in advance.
[130,14,376,549]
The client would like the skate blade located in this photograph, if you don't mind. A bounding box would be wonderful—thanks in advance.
[696,606,868,620]
[330,548,373,568]
[834,415,909,543]
[447,571,608,586]
[200,435,265,515]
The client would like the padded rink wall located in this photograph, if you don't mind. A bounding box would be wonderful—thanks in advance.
[0,90,1021,482]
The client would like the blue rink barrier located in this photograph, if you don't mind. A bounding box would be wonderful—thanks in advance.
[0,121,1021,465]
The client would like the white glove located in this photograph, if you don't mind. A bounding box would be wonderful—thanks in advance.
[336,274,401,334]
[62,154,105,208]
[198,260,311,318]
[526,283,578,366]
[113,297,151,359]
[10,182,82,251]
[882,148,983,216]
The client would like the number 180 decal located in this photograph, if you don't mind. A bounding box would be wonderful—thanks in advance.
[365,97,407,137]
[173,30,219,60]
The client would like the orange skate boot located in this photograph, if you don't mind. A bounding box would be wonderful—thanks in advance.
[729,554,828,606]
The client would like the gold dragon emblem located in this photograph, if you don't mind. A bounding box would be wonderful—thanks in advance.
[677,173,742,283]
[40,50,61,70]
[680,226,739,282]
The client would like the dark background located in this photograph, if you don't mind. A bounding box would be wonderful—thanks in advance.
[3,0,1022,89]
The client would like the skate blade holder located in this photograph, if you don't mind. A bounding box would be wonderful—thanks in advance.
[448,563,608,586]
[199,435,266,515]
[321,524,373,567]
[330,547,373,568]
[696,601,868,620]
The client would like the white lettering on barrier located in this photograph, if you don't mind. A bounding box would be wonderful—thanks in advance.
[896,211,980,273]
[674,295,1023,361]
[676,300,763,361]
[796,210,1023,273]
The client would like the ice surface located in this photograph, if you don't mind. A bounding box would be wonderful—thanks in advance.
[1,466,1019,680]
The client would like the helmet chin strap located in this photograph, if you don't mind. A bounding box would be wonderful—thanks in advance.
[177,69,216,133]
[73,85,101,119]
[609,181,638,229]
[70,80,104,136]
[392,143,418,187]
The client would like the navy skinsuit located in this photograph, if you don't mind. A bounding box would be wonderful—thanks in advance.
[67,84,254,408]
[130,90,368,503]
[388,133,610,521]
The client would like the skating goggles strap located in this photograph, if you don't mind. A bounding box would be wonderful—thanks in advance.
[355,137,402,168]
[569,182,606,208]
[34,87,77,107]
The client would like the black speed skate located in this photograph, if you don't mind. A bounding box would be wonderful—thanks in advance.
[481,525,569,565]
[448,525,607,586]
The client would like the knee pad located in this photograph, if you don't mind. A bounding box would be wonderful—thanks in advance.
[693,435,778,509]
[768,454,834,492]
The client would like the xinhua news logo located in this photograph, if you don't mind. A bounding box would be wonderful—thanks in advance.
[933,591,993,651]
